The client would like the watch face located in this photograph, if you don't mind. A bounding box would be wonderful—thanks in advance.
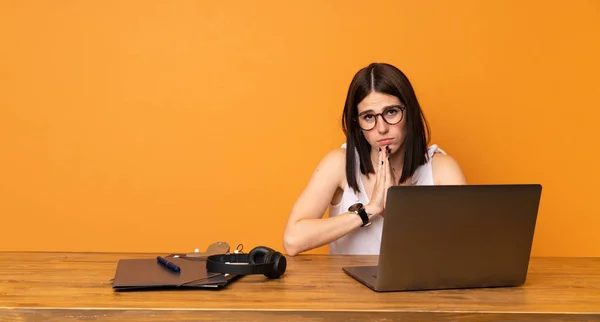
[348,203,364,213]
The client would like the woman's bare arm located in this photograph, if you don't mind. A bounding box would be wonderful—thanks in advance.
[283,148,364,256]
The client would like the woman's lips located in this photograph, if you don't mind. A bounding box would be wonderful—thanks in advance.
[377,138,394,145]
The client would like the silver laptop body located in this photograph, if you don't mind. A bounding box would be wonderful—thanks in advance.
[343,184,542,292]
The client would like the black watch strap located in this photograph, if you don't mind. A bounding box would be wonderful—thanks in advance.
[349,203,371,227]
[357,208,371,227]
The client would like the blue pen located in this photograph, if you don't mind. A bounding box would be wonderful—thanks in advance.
[157,256,181,272]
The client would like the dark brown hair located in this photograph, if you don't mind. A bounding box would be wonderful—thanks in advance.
[341,62,431,193]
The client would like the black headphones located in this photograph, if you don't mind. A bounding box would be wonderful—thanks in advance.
[206,246,287,279]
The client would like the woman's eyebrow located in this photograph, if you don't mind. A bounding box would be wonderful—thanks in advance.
[357,109,374,116]
[358,105,401,116]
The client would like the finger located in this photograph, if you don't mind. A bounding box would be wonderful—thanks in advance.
[392,168,400,185]
[383,154,390,207]
[385,152,393,187]
[374,148,384,200]
[378,147,386,182]
[385,145,395,185]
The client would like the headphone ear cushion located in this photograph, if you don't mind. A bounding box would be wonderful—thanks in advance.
[264,251,286,279]
[263,250,274,264]
[248,246,273,264]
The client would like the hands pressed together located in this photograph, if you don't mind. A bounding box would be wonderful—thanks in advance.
[365,145,400,218]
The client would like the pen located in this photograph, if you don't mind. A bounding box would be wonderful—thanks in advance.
[157,256,181,272]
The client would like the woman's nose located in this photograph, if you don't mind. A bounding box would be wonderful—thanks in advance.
[376,115,389,133]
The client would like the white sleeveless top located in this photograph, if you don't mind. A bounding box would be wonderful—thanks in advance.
[328,144,445,255]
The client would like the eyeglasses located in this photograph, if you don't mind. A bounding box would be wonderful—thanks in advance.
[355,105,406,131]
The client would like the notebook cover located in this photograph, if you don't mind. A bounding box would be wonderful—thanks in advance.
[112,256,223,290]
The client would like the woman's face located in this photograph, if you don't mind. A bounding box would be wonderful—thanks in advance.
[356,91,407,153]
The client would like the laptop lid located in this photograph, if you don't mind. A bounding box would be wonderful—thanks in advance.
[375,184,542,292]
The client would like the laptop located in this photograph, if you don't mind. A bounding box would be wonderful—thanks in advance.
[343,184,542,292]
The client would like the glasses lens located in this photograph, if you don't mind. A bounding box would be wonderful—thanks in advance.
[358,114,376,130]
[383,107,403,124]
[357,106,404,130]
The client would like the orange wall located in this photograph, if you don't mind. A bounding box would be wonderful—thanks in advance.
[1,1,598,256]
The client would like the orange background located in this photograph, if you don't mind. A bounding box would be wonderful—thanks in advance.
[1,1,598,256]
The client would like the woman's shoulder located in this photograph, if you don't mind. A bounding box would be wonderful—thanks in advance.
[320,147,346,165]
[425,144,446,159]
[429,145,467,185]
[428,144,456,167]
[309,147,347,192]
[313,146,346,178]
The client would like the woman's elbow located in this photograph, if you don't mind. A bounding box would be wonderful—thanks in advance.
[282,229,304,257]
[283,235,300,257]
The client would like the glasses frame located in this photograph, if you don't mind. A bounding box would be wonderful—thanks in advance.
[355,105,406,131]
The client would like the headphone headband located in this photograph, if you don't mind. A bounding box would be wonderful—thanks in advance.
[205,246,287,279]
[206,254,272,275]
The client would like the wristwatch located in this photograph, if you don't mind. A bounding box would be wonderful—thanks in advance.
[348,203,371,227]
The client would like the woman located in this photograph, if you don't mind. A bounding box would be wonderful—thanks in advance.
[283,62,467,256]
